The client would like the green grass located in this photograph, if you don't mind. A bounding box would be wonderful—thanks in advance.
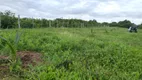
[0,27,142,80]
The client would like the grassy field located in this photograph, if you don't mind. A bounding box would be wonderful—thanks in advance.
[0,27,142,80]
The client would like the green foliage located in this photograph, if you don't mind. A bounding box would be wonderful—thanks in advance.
[0,10,17,29]
[0,36,16,61]
[109,22,118,27]
[138,23,142,29]
[118,20,132,28]
[0,27,142,79]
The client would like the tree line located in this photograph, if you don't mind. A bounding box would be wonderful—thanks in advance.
[0,10,142,29]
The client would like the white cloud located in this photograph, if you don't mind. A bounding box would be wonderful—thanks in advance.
[95,1,121,13]
[0,0,142,24]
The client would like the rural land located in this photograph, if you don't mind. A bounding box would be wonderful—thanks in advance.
[0,9,142,80]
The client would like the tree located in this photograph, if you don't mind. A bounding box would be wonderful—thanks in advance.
[109,22,118,27]
[20,18,33,28]
[0,10,140,29]
[138,23,142,29]
[102,22,109,27]
[1,10,17,29]
[118,20,132,28]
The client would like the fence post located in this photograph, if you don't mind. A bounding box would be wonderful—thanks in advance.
[18,15,21,29]
[56,20,58,28]
[32,17,34,28]
[49,20,51,27]
[0,12,1,29]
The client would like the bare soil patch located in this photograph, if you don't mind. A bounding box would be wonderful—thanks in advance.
[17,51,42,68]
[0,51,42,79]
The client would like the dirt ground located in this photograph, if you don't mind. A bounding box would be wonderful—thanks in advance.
[0,51,42,78]
[17,51,42,68]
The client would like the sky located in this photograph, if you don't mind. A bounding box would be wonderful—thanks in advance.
[0,0,142,24]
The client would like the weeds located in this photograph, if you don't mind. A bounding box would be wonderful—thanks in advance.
[0,27,142,80]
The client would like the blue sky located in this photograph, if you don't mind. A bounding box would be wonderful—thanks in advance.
[0,0,142,24]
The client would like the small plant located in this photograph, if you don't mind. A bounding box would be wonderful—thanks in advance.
[0,30,22,72]
[0,36,16,61]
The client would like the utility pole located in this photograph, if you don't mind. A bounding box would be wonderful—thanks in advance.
[18,15,21,29]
